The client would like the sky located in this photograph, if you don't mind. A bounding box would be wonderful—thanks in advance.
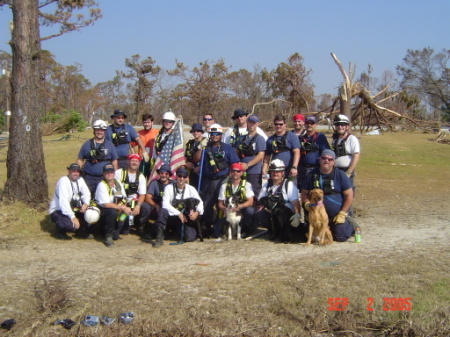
[0,0,449,97]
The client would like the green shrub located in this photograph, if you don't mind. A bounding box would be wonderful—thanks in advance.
[41,109,88,135]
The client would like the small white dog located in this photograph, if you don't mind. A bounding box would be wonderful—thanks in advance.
[225,196,242,240]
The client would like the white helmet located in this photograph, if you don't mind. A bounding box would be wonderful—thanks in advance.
[208,123,223,134]
[268,159,285,172]
[333,114,350,125]
[84,206,100,224]
[92,119,108,130]
[162,111,176,122]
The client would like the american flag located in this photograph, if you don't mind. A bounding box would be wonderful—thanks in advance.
[148,118,186,182]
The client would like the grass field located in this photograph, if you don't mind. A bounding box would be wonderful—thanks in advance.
[0,130,449,336]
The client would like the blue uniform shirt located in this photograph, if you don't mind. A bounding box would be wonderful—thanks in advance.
[303,168,352,218]
[238,134,266,175]
[105,124,139,157]
[265,132,300,169]
[300,132,330,166]
[77,139,118,176]
[201,142,239,178]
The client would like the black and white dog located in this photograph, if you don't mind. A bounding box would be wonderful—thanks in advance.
[225,195,242,240]
[172,197,203,242]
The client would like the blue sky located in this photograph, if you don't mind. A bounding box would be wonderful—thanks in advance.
[0,0,449,96]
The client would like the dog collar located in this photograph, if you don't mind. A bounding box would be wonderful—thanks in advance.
[309,201,324,207]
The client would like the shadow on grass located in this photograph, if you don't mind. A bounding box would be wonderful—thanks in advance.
[40,214,55,236]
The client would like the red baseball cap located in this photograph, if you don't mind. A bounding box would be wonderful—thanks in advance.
[230,163,243,171]
[128,154,141,161]
[293,114,305,122]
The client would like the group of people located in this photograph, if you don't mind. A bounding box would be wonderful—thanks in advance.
[49,108,360,247]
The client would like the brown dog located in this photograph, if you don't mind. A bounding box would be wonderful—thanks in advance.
[305,188,333,245]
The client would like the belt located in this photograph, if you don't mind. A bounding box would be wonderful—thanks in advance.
[303,164,318,168]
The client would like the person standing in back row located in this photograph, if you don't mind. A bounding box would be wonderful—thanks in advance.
[131,113,159,177]
[331,114,360,188]
[236,115,266,197]
[106,109,148,169]
[77,119,118,196]
[194,123,239,237]
[262,115,300,180]
[297,115,330,190]
[223,109,267,148]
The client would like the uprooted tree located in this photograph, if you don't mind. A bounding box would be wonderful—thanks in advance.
[318,53,436,132]
[0,0,101,205]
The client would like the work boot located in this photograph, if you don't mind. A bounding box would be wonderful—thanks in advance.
[153,227,164,248]
[55,229,72,240]
[104,234,114,247]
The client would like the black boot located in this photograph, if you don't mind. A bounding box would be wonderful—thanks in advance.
[104,233,114,247]
[153,226,164,248]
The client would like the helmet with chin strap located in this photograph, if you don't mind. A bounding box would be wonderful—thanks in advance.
[208,123,223,134]
[268,159,285,172]
[92,119,108,130]
[162,111,176,122]
[333,114,350,125]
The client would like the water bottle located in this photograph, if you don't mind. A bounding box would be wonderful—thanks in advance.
[129,215,134,227]
[354,227,361,243]
[118,212,127,222]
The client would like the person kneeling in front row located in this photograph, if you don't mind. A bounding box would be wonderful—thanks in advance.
[301,149,353,242]
[49,163,92,240]
[153,167,204,247]
[95,164,132,247]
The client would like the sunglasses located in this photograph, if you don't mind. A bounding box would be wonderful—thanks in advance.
[274,123,284,126]
[163,120,175,124]
[177,174,188,179]
[210,132,222,136]
[203,118,213,121]
[305,121,315,125]
[159,171,170,175]
[321,156,334,162]
[335,123,347,127]
[191,130,202,133]
[231,169,242,173]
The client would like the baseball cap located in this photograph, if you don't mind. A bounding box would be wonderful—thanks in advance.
[247,115,259,123]
[67,163,81,171]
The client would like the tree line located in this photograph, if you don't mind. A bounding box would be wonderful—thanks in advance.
[1,47,449,134]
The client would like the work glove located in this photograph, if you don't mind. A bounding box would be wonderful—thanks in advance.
[333,211,347,225]
[345,171,352,178]
[290,212,301,228]
[142,152,150,163]
[303,201,311,209]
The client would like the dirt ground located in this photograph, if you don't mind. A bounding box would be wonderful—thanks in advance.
[1,178,449,336]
